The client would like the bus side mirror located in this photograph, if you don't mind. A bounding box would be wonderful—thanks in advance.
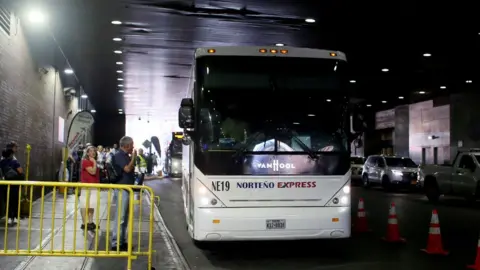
[179,98,194,129]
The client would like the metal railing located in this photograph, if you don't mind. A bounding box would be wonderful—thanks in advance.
[0,181,157,270]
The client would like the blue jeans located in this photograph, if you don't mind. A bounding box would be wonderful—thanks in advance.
[111,189,130,247]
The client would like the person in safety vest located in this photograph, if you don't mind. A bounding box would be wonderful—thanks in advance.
[135,148,147,185]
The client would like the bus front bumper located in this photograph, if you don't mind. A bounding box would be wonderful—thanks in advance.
[194,206,351,241]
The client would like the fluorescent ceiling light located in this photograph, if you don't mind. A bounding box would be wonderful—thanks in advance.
[111,20,122,25]
[305,18,315,23]
[113,37,122,41]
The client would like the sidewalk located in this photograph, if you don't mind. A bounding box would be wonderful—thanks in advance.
[0,188,187,270]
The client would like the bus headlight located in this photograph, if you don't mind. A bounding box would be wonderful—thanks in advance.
[197,180,225,207]
[326,181,351,207]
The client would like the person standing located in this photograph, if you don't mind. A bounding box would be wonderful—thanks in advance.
[80,146,100,231]
[135,148,147,185]
[111,136,136,251]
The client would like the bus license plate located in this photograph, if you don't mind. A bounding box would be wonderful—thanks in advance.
[266,219,286,230]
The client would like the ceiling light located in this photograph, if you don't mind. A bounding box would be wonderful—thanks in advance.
[419,91,426,94]
[275,43,285,46]
[116,61,123,65]
[423,53,432,57]
[64,68,74,74]
[118,109,123,111]
[307,114,315,117]
[366,104,372,107]
[90,109,96,113]
[466,80,473,83]
[119,111,123,114]
[111,20,122,25]
[117,78,124,81]
[81,94,88,99]
[117,70,123,73]
[293,122,300,125]
[398,96,404,99]
[305,18,315,23]
[440,86,446,89]
[381,100,387,103]
[381,68,389,72]
[114,50,122,54]
[28,10,46,24]
[118,90,124,93]
[349,80,356,83]
[113,37,122,42]
[326,99,331,102]
[118,84,124,87]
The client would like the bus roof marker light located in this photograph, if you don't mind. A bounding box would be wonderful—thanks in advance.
[270,49,278,54]
[330,52,337,57]
[280,49,288,54]
[207,49,216,53]
[259,49,267,53]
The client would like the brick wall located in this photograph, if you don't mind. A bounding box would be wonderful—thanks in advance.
[0,11,73,181]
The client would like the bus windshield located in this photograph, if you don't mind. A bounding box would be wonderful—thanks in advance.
[195,56,349,154]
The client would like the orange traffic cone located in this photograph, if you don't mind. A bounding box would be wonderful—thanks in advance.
[382,202,406,243]
[354,198,370,233]
[421,209,448,255]
[468,236,480,269]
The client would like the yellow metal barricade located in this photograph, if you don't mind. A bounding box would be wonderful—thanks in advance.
[0,181,157,270]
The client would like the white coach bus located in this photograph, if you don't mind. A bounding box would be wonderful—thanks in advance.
[178,46,365,246]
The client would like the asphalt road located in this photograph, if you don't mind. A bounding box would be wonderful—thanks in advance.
[146,178,480,270]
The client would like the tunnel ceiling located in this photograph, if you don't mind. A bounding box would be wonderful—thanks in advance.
[38,0,479,118]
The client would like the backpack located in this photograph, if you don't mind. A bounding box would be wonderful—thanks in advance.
[2,165,19,180]
[106,154,122,183]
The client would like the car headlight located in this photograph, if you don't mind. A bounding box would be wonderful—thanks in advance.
[172,160,180,167]
[326,181,350,207]
[391,170,403,176]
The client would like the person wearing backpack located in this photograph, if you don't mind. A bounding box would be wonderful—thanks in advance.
[0,148,24,225]
[111,136,136,251]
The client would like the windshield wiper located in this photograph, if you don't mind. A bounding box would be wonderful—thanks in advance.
[231,131,263,159]
[279,127,318,160]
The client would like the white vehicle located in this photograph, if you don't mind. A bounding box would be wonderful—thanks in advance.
[178,46,364,246]
[419,149,480,202]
